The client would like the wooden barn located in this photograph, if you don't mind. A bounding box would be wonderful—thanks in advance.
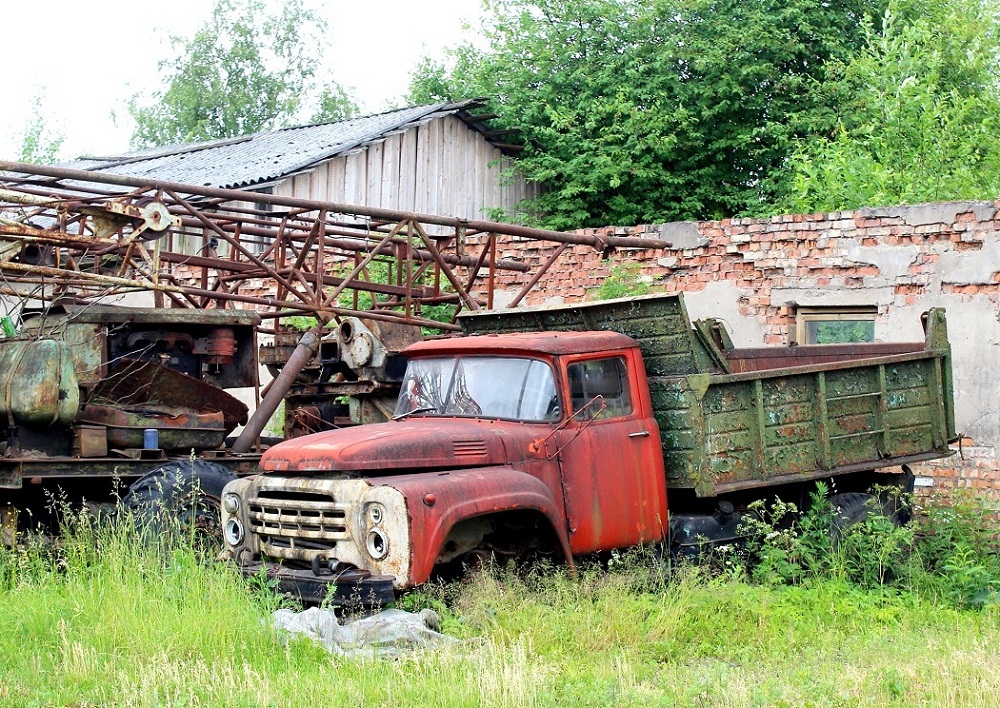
[65,100,539,254]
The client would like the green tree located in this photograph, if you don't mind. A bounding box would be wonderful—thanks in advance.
[16,95,64,164]
[589,262,651,300]
[129,0,353,148]
[409,0,884,228]
[406,57,457,106]
[780,0,1000,212]
[660,0,885,217]
[410,0,681,228]
[310,83,358,125]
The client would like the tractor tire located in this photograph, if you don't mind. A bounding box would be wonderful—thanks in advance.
[123,460,237,549]
[830,489,910,530]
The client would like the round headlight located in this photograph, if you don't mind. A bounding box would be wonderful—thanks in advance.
[224,517,244,546]
[367,503,385,526]
[366,529,389,560]
[223,494,240,515]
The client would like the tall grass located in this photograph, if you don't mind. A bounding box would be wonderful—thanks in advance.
[733,484,1000,608]
[0,494,997,706]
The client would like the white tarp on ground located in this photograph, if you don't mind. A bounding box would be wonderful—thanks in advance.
[273,607,459,658]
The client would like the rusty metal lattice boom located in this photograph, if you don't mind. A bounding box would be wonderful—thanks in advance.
[0,161,665,332]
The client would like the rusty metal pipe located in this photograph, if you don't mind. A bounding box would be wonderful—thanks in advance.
[0,188,60,206]
[260,308,461,330]
[0,260,190,295]
[231,329,322,454]
[166,189,304,299]
[509,242,569,308]
[412,220,480,311]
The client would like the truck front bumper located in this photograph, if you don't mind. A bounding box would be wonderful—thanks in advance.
[240,561,396,607]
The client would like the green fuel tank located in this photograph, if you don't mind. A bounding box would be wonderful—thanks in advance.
[0,339,80,428]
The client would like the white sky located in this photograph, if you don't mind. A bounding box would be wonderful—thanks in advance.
[0,0,483,161]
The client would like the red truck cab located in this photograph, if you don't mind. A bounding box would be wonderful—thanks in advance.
[221,330,667,602]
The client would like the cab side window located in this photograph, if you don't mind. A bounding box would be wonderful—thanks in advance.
[567,357,632,419]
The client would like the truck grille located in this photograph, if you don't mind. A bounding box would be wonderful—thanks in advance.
[248,488,351,554]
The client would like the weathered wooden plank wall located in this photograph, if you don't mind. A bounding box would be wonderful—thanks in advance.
[276,116,538,221]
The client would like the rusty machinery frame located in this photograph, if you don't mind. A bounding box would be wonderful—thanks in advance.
[0,161,665,335]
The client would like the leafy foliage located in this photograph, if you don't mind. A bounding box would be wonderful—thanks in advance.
[734,484,1000,608]
[129,0,356,148]
[912,490,1000,607]
[781,0,1000,212]
[589,262,651,300]
[310,83,358,125]
[809,319,876,344]
[15,95,64,164]
[408,0,885,228]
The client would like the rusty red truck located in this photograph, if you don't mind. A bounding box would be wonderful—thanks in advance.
[218,294,957,604]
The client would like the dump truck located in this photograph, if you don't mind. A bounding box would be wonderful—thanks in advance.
[218,293,957,604]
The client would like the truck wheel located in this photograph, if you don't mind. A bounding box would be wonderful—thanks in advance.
[830,490,909,530]
[829,492,875,530]
[123,460,237,549]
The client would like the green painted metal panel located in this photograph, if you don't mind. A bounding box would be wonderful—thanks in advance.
[0,339,80,427]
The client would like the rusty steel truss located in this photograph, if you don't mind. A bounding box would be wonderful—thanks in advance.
[0,161,665,334]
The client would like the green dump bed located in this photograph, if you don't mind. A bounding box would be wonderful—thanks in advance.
[459,294,956,497]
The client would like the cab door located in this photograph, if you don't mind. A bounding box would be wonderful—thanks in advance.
[554,349,666,553]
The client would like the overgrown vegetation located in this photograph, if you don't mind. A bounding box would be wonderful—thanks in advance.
[588,262,651,300]
[779,0,1000,213]
[409,0,886,227]
[15,94,64,165]
[730,484,1000,609]
[409,0,1000,227]
[0,489,997,704]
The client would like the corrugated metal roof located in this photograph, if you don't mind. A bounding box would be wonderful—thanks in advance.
[63,100,496,190]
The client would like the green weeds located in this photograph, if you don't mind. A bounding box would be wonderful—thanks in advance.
[732,485,1000,609]
[0,490,997,705]
[589,262,652,300]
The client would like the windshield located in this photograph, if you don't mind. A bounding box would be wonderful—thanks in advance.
[393,356,560,422]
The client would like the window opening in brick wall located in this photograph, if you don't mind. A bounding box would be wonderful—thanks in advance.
[795,306,876,345]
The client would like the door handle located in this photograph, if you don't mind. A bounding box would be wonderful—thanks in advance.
[628,430,650,438]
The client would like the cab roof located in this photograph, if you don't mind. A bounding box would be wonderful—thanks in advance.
[404,330,637,357]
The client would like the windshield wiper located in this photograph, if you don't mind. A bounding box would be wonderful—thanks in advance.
[392,405,438,421]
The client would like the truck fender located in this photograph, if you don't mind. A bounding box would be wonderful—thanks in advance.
[384,466,573,586]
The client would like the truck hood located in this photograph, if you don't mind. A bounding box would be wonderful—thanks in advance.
[260,418,524,473]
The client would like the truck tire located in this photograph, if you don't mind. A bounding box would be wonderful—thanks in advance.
[829,492,875,530]
[123,460,237,548]
[830,490,909,531]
